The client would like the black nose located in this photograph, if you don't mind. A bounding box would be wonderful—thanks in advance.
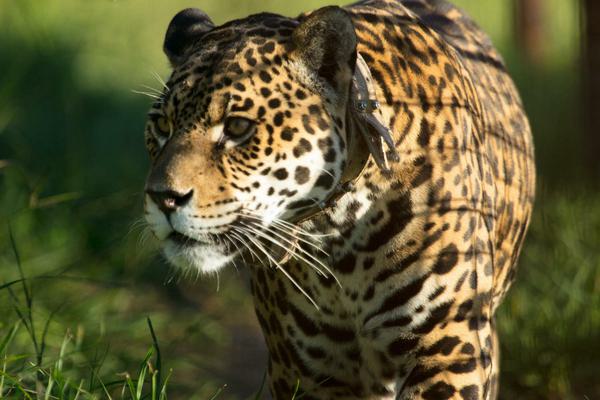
[146,189,193,215]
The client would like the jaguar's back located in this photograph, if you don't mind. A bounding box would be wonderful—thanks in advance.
[351,0,536,314]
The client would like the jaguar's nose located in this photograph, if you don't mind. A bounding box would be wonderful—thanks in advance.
[146,189,194,215]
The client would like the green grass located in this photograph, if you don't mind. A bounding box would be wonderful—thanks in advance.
[498,190,600,399]
[0,229,261,398]
[1,225,171,399]
[0,0,597,399]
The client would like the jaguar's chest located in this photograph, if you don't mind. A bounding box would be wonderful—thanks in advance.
[250,251,429,400]
[249,181,431,392]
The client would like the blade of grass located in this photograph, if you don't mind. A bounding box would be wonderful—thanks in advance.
[6,286,32,338]
[32,191,81,209]
[58,376,70,399]
[39,303,65,373]
[125,373,136,399]
[120,378,128,399]
[136,367,146,399]
[72,380,85,400]
[93,369,113,400]
[0,369,34,399]
[0,278,26,291]
[88,343,110,393]
[291,379,301,400]
[8,224,31,309]
[8,224,43,394]
[0,357,6,396]
[8,225,38,355]
[208,385,227,400]
[135,349,153,400]
[0,322,20,356]
[151,370,157,400]
[251,371,267,400]
[56,330,71,373]
[159,369,172,400]
[44,373,54,400]
[146,317,161,393]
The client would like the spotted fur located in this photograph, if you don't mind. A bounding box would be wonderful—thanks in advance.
[143,1,535,399]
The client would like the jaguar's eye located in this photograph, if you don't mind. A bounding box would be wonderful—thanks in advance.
[155,116,172,138]
[224,116,256,139]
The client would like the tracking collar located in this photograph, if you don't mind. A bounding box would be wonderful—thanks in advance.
[270,52,400,265]
[291,52,399,225]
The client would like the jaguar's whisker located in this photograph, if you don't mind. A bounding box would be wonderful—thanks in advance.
[257,225,341,288]
[315,167,336,179]
[238,225,319,310]
[240,209,333,238]
[238,223,329,279]
[230,228,266,268]
[236,225,277,269]
[151,70,169,90]
[235,212,328,254]
[132,89,161,100]
[243,221,341,288]
[141,84,164,95]
[137,226,154,249]
[263,222,329,255]
[224,232,248,266]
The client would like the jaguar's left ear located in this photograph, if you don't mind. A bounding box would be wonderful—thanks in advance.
[292,6,357,91]
[164,8,215,67]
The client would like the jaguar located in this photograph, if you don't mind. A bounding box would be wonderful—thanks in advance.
[143,0,535,398]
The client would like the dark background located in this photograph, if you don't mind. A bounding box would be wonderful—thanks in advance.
[0,0,598,398]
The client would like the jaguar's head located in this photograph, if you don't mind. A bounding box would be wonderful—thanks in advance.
[144,7,358,273]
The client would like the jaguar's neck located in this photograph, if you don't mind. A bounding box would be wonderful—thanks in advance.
[247,176,419,399]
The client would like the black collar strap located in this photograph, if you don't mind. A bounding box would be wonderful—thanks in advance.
[350,52,400,171]
[290,52,399,225]
[271,52,399,264]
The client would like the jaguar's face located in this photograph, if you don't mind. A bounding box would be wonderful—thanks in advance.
[143,7,357,273]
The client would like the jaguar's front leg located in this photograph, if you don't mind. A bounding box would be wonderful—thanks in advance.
[397,321,497,400]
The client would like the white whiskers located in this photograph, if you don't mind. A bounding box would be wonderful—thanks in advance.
[132,89,162,100]
[151,70,169,90]
[241,209,333,239]
[234,226,320,310]
[235,215,341,289]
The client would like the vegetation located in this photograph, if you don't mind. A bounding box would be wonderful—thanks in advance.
[0,0,597,399]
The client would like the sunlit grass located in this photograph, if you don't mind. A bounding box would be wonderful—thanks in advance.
[1,228,172,399]
[498,190,600,400]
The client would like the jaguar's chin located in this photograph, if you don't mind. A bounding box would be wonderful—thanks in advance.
[162,236,236,274]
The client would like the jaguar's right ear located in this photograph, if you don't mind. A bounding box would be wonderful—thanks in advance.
[164,8,214,67]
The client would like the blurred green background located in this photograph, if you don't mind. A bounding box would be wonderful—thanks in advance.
[0,0,598,399]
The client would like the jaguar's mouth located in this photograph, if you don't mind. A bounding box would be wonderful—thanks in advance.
[158,217,291,273]
[162,230,237,274]
[168,231,213,246]
[165,215,252,249]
